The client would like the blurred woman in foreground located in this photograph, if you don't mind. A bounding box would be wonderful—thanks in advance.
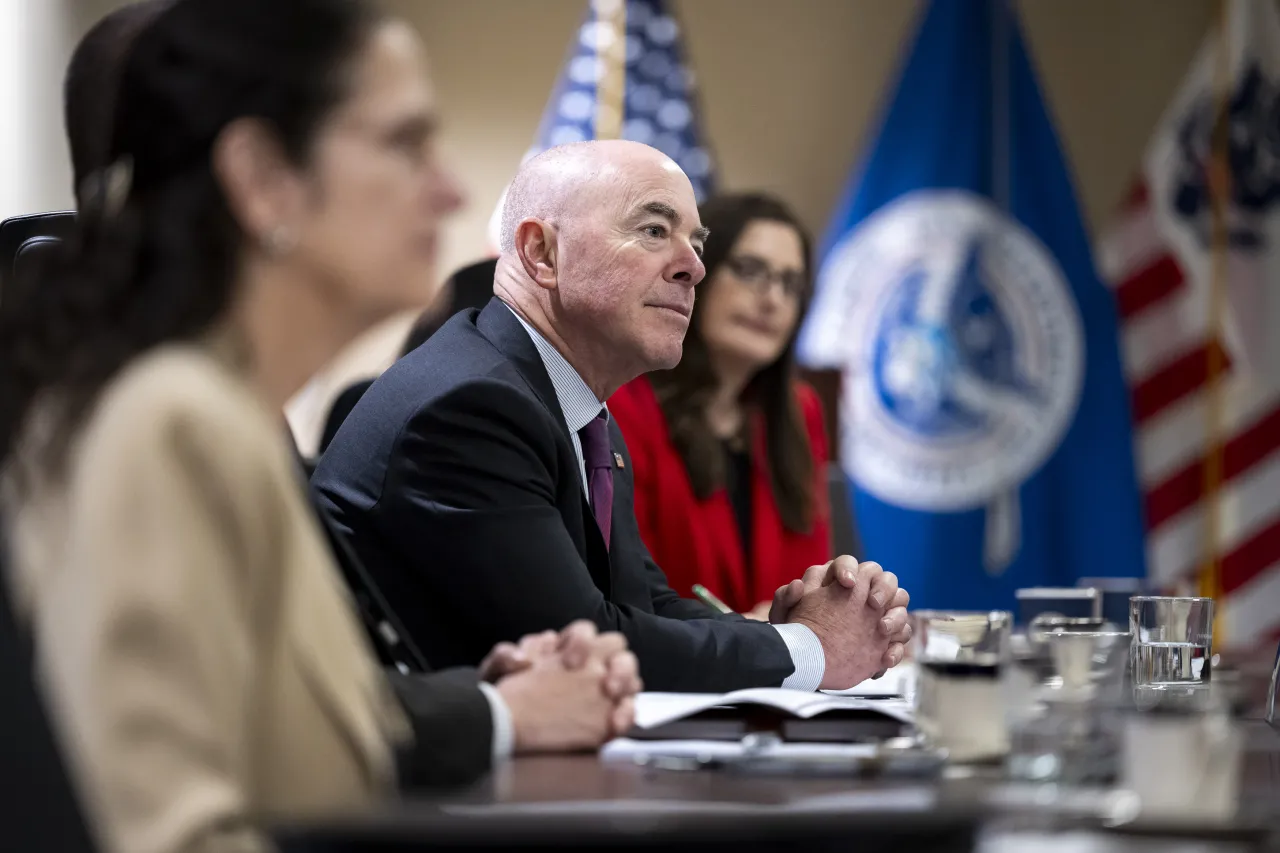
[0,1,633,851]
[611,193,831,619]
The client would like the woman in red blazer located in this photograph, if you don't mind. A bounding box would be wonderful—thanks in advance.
[610,192,830,619]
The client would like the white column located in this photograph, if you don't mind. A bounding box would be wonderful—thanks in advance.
[0,0,81,222]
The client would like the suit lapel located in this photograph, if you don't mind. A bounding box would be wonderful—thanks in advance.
[476,299,565,428]
[475,299,612,596]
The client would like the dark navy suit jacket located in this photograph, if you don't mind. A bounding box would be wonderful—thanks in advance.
[312,299,795,692]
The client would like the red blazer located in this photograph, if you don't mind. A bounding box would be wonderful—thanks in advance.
[609,376,831,613]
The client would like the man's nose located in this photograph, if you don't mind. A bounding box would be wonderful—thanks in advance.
[667,241,705,287]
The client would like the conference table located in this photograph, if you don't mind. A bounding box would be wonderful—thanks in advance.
[274,720,1280,852]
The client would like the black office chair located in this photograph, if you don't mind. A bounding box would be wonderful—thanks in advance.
[0,214,99,848]
[0,527,99,852]
[0,212,76,309]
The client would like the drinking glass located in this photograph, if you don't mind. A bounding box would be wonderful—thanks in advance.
[912,610,1011,763]
[1004,628,1131,784]
[1129,596,1213,710]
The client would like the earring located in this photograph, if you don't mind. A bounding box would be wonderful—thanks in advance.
[264,226,297,256]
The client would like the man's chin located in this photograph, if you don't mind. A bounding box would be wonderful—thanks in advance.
[647,341,684,372]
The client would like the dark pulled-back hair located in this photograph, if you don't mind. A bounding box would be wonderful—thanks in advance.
[64,0,172,203]
[0,0,386,484]
[649,192,817,534]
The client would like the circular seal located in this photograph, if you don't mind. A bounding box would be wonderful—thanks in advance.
[821,190,1084,512]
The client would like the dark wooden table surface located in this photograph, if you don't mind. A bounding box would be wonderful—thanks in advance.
[1239,721,1280,847]
[273,720,1280,852]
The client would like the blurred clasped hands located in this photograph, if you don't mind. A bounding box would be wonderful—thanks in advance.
[479,621,640,754]
[748,555,912,690]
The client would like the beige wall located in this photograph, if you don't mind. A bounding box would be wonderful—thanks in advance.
[284,0,1213,452]
[396,0,1213,277]
[48,0,1218,450]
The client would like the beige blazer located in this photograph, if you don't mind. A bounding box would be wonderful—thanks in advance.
[4,342,410,853]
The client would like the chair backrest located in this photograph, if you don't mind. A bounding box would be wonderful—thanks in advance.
[826,464,863,560]
[0,212,77,310]
[0,214,98,849]
[0,530,99,852]
[285,434,429,676]
[308,492,431,675]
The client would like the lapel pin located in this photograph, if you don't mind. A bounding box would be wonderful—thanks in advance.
[613,452,625,469]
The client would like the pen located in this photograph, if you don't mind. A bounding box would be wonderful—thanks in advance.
[691,583,732,614]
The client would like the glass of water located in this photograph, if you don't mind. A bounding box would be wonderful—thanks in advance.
[1129,595,1213,709]
[912,610,1011,763]
[1004,628,1132,784]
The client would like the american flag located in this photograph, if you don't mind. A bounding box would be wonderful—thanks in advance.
[1098,0,1280,650]
[488,0,716,248]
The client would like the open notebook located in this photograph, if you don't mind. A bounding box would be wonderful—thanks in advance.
[630,688,914,742]
[824,662,915,699]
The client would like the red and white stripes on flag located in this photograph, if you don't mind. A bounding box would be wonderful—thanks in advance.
[1097,1,1280,651]
[1100,182,1280,651]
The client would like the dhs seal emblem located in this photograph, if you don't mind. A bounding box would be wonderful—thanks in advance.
[822,190,1084,528]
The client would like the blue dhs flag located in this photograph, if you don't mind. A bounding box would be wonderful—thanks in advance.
[796,0,1146,612]
[489,0,714,245]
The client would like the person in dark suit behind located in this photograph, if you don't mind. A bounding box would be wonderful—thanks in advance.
[441,256,500,318]
[318,257,497,456]
[314,140,913,694]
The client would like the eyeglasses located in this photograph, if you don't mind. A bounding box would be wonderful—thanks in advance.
[722,254,807,299]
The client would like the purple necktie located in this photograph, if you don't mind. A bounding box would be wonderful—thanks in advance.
[578,413,614,549]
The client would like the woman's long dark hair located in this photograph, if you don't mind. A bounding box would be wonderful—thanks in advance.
[63,0,172,204]
[0,0,384,486]
[650,192,817,534]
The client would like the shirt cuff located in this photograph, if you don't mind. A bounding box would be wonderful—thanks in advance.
[773,622,825,692]
[476,681,514,761]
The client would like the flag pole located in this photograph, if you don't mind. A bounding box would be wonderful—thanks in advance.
[1199,0,1232,643]
[981,0,1023,576]
[592,0,628,140]
[991,0,1010,214]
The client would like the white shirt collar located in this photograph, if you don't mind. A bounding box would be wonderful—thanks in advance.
[504,303,605,433]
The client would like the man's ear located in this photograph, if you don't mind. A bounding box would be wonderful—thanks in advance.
[513,218,559,291]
